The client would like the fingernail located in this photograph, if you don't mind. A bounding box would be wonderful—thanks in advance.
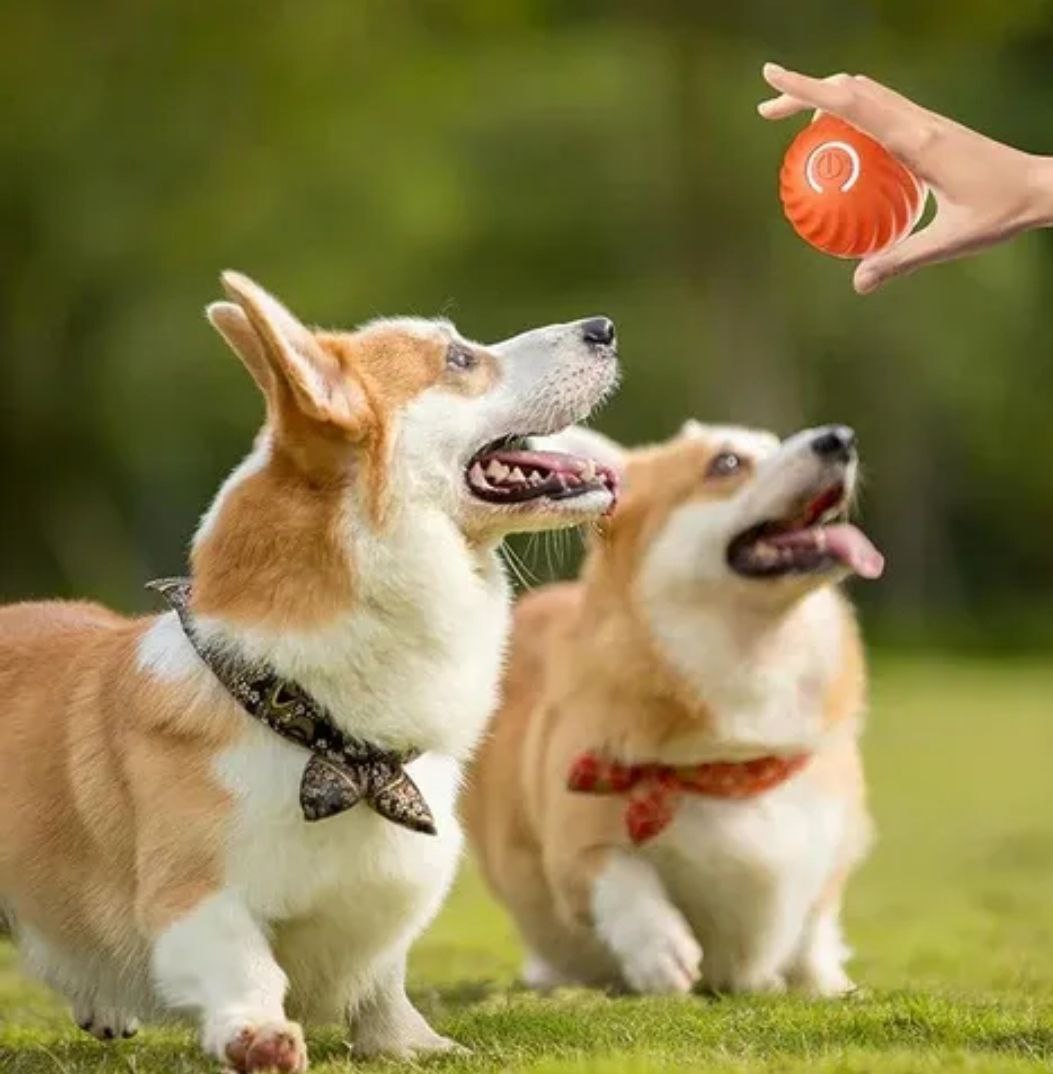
[763,62,786,77]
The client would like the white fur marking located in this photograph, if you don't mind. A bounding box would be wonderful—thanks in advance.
[153,891,291,1061]
[592,851,702,994]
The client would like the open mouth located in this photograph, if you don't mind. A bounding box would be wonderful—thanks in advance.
[466,435,619,510]
[727,483,885,580]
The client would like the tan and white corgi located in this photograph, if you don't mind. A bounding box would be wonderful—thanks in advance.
[465,420,884,997]
[0,272,619,1071]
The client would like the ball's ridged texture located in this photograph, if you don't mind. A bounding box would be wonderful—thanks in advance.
[779,115,926,259]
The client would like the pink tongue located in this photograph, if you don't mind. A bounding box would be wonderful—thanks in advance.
[821,524,885,579]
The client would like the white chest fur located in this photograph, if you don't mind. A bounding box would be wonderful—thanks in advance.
[640,586,846,760]
[648,761,847,969]
[210,514,509,951]
[215,737,464,922]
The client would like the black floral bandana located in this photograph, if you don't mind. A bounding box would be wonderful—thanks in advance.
[146,577,436,835]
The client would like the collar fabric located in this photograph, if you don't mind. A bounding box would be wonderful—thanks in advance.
[146,577,436,835]
[567,752,810,844]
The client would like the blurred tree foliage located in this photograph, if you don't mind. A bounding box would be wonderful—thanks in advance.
[2,0,1053,646]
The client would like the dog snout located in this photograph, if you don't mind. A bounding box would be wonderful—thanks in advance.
[810,425,856,464]
[579,317,616,350]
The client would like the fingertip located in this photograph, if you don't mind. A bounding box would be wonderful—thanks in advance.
[853,266,882,295]
[757,95,808,120]
[762,62,789,91]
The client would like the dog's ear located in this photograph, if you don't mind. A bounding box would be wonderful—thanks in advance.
[529,426,626,475]
[206,302,274,396]
[213,271,368,434]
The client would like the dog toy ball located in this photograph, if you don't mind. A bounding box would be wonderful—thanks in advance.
[779,114,926,258]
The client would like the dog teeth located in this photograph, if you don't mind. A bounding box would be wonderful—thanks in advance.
[753,542,778,564]
[487,460,509,481]
[580,459,597,481]
[528,471,544,486]
[510,467,526,484]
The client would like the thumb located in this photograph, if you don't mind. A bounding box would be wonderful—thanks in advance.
[853,221,953,294]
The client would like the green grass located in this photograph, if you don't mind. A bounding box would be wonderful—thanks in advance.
[2,655,1052,1072]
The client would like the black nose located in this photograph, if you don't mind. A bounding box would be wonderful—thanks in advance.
[581,316,616,347]
[811,425,857,463]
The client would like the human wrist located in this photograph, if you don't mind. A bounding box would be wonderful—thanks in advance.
[1022,153,1053,229]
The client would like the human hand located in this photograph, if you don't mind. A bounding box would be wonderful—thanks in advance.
[759,62,1053,294]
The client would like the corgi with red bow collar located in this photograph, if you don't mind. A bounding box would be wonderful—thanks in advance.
[464,420,884,996]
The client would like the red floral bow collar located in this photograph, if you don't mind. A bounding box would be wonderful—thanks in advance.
[567,752,811,844]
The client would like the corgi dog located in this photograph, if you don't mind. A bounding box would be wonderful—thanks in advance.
[464,421,884,997]
[0,273,619,1071]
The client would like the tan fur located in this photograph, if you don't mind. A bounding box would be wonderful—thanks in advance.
[465,430,869,987]
[191,440,356,628]
[0,602,239,955]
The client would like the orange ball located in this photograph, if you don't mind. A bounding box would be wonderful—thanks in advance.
[779,114,926,259]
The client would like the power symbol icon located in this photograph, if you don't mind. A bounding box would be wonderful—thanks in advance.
[805,141,861,194]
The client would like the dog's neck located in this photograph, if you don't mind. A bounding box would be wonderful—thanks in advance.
[591,571,855,761]
[644,587,846,703]
[185,442,510,757]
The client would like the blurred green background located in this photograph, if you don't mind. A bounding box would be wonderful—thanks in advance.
[4,1,1053,648]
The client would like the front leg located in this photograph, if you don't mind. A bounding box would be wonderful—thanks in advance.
[786,902,855,997]
[152,892,307,1073]
[349,952,462,1059]
[592,849,702,995]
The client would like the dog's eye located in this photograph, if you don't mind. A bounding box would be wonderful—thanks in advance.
[446,344,478,372]
[707,452,743,478]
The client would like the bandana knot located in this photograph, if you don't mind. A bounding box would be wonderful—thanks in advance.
[567,752,810,844]
[147,577,436,835]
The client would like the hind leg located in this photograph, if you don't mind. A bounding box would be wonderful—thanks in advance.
[521,949,573,990]
[18,925,143,1040]
[72,998,140,1041]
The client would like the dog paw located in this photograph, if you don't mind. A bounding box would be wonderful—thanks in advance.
[353,1026,466,1060]
[223,1021,308,1073]
[617,914,702,995]
[522,950,573,991]
[408,1034,469,1058]
[788,963,856,997]
[705,966,787,995]
[72,1003,139,1041]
